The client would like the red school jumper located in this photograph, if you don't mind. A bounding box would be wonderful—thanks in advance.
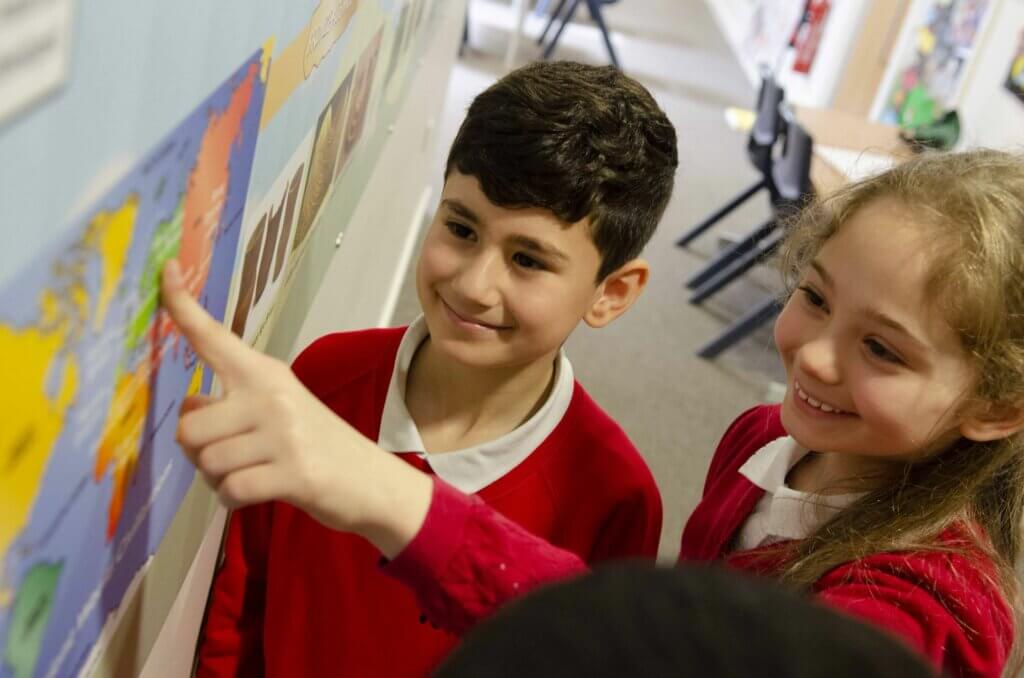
[385,405,1014,678]
[195,326,663,678]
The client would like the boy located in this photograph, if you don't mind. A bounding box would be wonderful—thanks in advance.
[183,61,678,677]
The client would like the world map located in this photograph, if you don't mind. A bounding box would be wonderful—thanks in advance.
[0,50,267,678]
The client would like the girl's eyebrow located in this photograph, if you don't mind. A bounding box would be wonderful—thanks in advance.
[810,260,833,287]
[812,259,930,352]
[861,308,929,352]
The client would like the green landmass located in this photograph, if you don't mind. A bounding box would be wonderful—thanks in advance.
[3,561,63,678]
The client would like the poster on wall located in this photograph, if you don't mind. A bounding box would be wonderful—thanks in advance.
[292,70,354,255]
[0,48,267,678]
[0,0,75,127]
[339,28,385,178]
[879,0,991,127]
[229,133,313,347]
[1006,28,1024,104]
[789,0,831,74]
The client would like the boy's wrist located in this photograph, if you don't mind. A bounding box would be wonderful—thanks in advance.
[352,444,434,558]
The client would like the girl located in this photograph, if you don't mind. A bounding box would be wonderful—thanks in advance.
[164,150,1024,678]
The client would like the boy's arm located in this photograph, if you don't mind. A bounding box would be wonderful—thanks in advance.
[589,480,663,562]
[161,262,584,635]
[195,505,272,677]
[384,478,589,634]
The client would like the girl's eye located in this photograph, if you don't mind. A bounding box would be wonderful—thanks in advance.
[446,222,475,240]
[865,338,903,365]
[798,285,826,309]
[512,252,546,271]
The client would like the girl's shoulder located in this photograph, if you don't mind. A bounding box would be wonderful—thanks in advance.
[704,404,787,488]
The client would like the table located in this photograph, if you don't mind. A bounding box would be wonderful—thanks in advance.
[794,106,910,193]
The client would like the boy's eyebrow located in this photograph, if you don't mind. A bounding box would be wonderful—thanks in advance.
[441,199,481,224]
[509,235,570,263]
[442,198,571,262]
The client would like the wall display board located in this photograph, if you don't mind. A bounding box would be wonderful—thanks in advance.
[0,0,452,675]
[1006,27,1024,102]
[872,0,994,126]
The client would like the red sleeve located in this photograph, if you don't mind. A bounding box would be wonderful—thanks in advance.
[814,550,1013,678]
[384,478,589,634]
[195,504,273,678]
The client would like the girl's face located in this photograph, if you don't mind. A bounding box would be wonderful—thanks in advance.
[774,197,976,465]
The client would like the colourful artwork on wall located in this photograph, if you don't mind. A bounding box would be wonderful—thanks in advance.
[1006,28,1024,104]
[879,0,991,127]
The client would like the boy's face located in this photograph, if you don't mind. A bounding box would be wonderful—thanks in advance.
[415,171,605,370]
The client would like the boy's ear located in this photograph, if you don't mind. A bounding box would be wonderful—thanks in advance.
[960,401,1024,442]
[583,259,649,329]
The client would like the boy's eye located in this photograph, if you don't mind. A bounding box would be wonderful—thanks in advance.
[864,338,903,365]
[512,252,546,271]
[446,222,475,240]
[797,285,826,309]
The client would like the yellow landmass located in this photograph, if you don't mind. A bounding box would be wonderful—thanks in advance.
[84,196,138,331]
[94,364,151,541]
[0,324,77,587]
[188,361,205,397]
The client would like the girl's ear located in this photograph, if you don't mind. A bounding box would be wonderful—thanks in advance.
[583,259,649,329]
[960,401,1024,442]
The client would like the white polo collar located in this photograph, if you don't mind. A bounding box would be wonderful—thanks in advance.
[377,315,575,494]
[736,436,861,548]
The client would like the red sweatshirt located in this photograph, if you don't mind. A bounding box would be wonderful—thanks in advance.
[195,326,662,677]
[386,405,1014,678]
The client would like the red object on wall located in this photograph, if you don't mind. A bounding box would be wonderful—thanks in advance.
[791,0,831,74]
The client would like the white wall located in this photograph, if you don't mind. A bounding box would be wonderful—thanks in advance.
[703,0,873,107]
[957,0,1024,150]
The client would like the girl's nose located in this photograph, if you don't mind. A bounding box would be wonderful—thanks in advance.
[452,251,502,307]
[796,337,841,385]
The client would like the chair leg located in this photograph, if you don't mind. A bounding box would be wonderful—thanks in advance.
[585,0,620,68]
[537,0,569,45]
[676,178,766,248]
[697,298,783,359]
[685,217,776,289]
[689,228,785,304]
[542,0,581,60]
[460,11,469,56]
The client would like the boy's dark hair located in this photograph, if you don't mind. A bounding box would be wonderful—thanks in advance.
[445,61,678,281]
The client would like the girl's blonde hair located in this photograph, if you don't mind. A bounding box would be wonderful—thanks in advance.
[778,149,1024,654]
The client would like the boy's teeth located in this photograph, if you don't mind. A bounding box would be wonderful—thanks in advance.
[808,396,821,407]
[820,403,835,413]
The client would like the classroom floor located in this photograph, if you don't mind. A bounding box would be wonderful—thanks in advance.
[392,0,789,559]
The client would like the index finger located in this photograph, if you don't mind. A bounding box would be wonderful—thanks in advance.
[160,260,257,387]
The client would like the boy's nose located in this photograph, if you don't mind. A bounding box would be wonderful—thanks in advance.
[796,337,841,385]
[452,251,503,307]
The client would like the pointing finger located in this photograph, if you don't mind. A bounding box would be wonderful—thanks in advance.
[160,260,257,388]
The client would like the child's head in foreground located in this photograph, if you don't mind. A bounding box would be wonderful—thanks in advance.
[415,61,678,370]
[773,148,1024,622]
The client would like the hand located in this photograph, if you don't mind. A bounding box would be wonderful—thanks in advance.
[160,260,432,556]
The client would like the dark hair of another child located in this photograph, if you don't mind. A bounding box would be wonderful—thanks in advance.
[436,564,938,678]
[445,61,679,281]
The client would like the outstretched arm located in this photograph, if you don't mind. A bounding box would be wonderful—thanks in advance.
[162,260,587,632]
[162,259,433,557]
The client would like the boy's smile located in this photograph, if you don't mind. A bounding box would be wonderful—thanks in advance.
[415,171,607,371]
[774,198,977,481]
